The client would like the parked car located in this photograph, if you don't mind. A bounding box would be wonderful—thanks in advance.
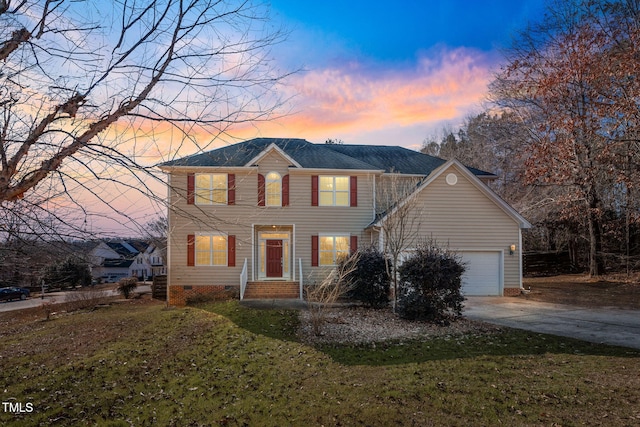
[0,287,30,302]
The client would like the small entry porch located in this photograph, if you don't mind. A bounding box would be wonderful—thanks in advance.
[240,224,304,300]
[242,280,301,299]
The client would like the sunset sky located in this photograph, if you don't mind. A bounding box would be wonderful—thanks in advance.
[87,0,548,234]
[226,0,546,150]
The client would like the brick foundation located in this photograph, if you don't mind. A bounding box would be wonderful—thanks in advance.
[503,287,523,297]
[168,285,235,306]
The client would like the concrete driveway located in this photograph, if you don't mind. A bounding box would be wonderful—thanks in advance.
[464,296,640,350]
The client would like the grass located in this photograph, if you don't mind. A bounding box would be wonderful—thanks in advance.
[1,299,639,426]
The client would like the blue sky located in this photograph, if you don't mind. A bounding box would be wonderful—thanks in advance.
[228,0,547,149]
[270,0,545,62]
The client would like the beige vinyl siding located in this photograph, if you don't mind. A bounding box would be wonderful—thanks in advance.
[375,174,424,215]
[167,149,376,288]
[400,164,522,291]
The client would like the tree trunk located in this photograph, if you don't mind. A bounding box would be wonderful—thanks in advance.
[587,193,603,277]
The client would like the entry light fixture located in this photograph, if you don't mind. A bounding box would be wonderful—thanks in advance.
[509,244,516,255]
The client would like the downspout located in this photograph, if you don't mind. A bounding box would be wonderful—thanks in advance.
[372,173,376,223]
[519,228,524,291]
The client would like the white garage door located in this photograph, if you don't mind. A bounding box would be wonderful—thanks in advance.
[460,251,502,296]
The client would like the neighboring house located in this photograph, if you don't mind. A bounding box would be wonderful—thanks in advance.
[89,239,166,282]
[130,244,167,279]
[160,137,531,306]
[149,244,168,277]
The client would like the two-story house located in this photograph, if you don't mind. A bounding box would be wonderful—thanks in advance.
[160,138,531,306]
[129,243,167,280]
[88,240,139,282]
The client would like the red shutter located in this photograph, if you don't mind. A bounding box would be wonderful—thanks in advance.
[311,235,319,266]
[350,235,358,255]
[258,174,265,206]
[187,174,195,205]
[228,174,235,205]
[187,234,195,266]
[350,176,358,207]
[282,174,290,206]
[228,235,236,267]
[311,175,318,206]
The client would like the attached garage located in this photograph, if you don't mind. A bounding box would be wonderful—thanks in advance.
[460,251,503,296]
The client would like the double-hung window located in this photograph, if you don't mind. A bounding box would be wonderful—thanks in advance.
[319,235,350,266]
[196,174,227,205]
[195,234,228,266]
[319,176,349,206]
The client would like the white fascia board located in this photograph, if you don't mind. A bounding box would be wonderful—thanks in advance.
[381,172,427,178]
[158,165,255,173]
[244,143,303,168]
[288,167,384,174]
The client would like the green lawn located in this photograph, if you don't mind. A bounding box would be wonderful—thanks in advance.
[1,300,639,426]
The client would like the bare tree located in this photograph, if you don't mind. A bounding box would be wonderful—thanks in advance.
[422,112,530,206]
[0,0,291,239]
[144,214,168,259]
[490,0,640,276]
[375,172,422,310]
[306,252,360,336]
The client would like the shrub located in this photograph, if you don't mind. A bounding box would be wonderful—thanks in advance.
[64,288,110,311]
[117,277,138,299]
[344,246,390,308]
[307,253,360,336]
[396,242,465,322]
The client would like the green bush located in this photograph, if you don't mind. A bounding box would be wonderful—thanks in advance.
[396,242,465,322]
[344,246,390,308]
[117,277,138,299]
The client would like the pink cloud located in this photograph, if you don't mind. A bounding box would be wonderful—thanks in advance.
[222,47,494,146]
[129,47,494,161]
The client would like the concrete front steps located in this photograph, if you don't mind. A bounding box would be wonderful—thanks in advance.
[243,281,300,299]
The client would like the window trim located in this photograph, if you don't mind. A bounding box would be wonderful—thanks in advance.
[319,176,350,207]
[194,233,228,266]
[265,171,282,207]
[318,234,351,266]
[195,173,228,205]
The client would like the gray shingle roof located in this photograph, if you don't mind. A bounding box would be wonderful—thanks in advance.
[322,144,494,176]
[160,137,495,177]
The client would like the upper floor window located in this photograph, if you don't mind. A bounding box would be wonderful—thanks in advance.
[266,172,282,206]
[258,173,289,207]
[319,176,349,206]
[196,174,227,205]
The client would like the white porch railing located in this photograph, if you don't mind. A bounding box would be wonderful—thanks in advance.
[298,258,304,300]
[239,258,248,300]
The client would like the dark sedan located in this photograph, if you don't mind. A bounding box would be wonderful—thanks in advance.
[0,287,30,302]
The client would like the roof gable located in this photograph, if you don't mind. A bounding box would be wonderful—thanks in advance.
[372,159,531,229]
[245,142,302,168]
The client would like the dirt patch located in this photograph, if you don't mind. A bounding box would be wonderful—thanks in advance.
[521,273,640,309]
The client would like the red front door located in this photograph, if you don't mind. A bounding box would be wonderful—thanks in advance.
[266,240,283,278]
